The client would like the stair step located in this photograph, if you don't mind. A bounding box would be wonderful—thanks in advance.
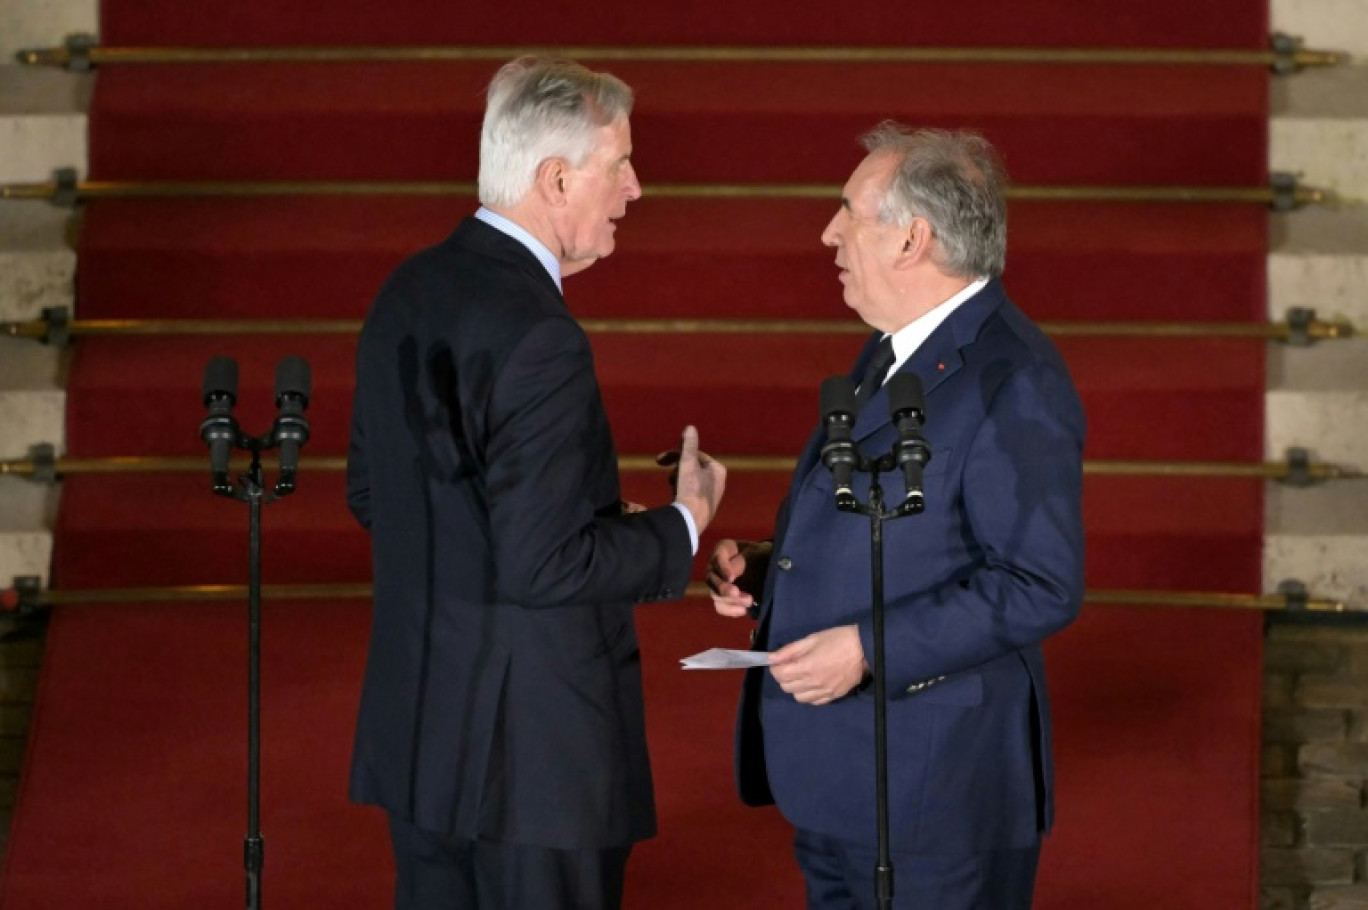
[75,198,1268,322]
[0,477,58,586]
[1268,390,1368,464]
[59,333,1263,460]
[51,470,1262,593]
[0,200,78,323]
[1269,208,1368,324]
[88,62,1266,184]
[99,1,1266,51]
[0,66,90,183]
[1265,535,1368,605]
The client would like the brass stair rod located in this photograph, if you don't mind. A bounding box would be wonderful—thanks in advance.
[27,583,374,605]
[2,453,1361,481]
[5,581,1358,613]
[2,315,1358,342]
[0,178,1334,207]
[15,40,1345,69]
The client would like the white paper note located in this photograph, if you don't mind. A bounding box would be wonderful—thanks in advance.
[680,647,771,670]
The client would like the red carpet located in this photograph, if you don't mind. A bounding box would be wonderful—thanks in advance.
[2,2,1268,907]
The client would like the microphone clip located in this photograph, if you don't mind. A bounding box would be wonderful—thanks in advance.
[817,370,932,521]
[198,356,313,502]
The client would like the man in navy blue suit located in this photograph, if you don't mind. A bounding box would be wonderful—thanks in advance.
[347,58,726,910]
[709,124,1085,909]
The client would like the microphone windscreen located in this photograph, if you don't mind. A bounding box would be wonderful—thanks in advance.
[202,356,239,405]
[274,355,312,405]
[887,372,925,415]
[819,376,857,419]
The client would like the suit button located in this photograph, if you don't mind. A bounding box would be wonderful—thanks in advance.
[777,557,793,571]
[750,628,759,645]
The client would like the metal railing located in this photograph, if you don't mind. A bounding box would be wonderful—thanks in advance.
[0,170,1332,210]
[13,33,1344,73]
[0,575,1359,615]
[2,307,1358,346]
[1,446,1361,485]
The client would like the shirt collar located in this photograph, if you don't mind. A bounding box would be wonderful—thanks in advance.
[885,277,989,378]
[474,206,563,293]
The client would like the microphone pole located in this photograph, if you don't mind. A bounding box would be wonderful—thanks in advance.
[198,355,312,910]
[818,372,931,910]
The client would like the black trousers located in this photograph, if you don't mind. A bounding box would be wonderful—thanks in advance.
[388,814,632,910]
[794,829,1041,910]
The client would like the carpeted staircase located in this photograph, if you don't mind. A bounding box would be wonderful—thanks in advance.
[2,2,1271,907]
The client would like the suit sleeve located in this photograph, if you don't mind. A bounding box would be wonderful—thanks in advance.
[858,359,1086,693]
[484,316,692,608]
[345,379,372,531]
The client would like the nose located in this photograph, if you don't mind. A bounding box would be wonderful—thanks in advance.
[623,161,642,202]
[820,210,842,247]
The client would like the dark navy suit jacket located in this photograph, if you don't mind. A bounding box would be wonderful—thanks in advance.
[347,217,692,849]
[738,279,1086,854]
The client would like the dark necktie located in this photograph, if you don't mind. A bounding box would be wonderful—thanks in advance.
[853,336,896,412]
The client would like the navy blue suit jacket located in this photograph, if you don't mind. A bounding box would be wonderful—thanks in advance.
[738,279,1085,854]
[347,217,692,849]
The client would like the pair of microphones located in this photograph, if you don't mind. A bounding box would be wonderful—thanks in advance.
[819,372,931,516]
[200,356,312,497]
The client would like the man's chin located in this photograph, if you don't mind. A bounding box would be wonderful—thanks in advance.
[562,252,607,279]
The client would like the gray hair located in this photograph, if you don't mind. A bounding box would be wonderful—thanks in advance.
[478,57,634,208]
[861,123,1008,279]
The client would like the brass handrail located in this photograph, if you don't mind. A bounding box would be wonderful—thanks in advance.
[0,177,1333,208]
[14,37,1344,70]
[0,580,1357,613]
[1,451,1361,482]
[2,312,1357,343]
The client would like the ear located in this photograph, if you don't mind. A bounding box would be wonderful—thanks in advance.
[894,217,932,269]
[535,157,569,205]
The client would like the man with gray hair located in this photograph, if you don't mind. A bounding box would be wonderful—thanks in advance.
[347,57,726,909]
[709,123,1085,908]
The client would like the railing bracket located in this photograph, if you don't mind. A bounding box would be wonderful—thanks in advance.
[1270,33,1304,75]
[1277,579,1309,611]
[1269,173,1301,212]
[49,169,80,208]
[1281,448,1314,487]
[1284,307,1315,346]
[28,444,58,484]
[63,33,96,73]
[41,306,70,346]
[2,576,46,617]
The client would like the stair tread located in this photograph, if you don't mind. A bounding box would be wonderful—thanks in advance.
[60,334,1263,459]
[52,471,1262,592]
[100,1,1266,49]
[89,63,1266,184]
[76,198,1268,322]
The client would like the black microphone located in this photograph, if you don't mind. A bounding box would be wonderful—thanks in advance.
[200,356,240,496]
[887,372,931,515]
[270,356,311,496]
[819,376,860,510]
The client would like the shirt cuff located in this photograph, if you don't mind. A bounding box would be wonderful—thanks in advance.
[670,502,699,555]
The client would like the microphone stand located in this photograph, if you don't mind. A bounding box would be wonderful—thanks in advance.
[237,436,269,910]
[821,374,929,910]
[199,357,311,910]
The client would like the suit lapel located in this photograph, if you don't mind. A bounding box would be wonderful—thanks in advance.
[853,280,1006,443]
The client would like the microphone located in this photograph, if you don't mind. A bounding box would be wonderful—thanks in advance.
[819,376,860,510]
[887,373,931,515]
[200,356,240,496]
[270,356,311,496]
